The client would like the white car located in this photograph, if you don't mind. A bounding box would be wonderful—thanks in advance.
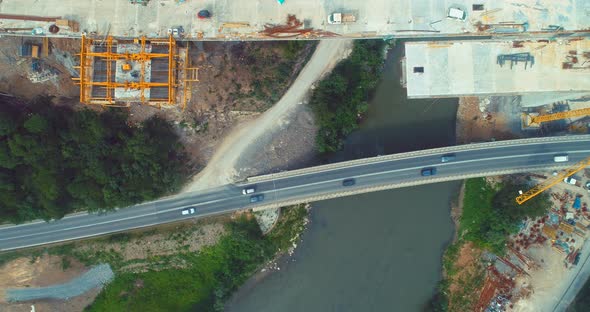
[564,177,577,185]
[242,187,256,195]
[181,207,196,215]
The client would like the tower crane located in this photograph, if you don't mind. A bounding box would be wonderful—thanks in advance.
[523,107,590,128]
[516,156,590,205]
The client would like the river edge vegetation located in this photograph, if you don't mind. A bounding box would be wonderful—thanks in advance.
[87,205,308,311]
[0,205,309,311]
[309,39,387,154]
[0,96,190,223]
[426,177,551,311]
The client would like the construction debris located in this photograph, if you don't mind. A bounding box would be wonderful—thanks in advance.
[260,15,339,38]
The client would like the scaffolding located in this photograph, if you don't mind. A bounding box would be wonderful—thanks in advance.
[73,35,197,109]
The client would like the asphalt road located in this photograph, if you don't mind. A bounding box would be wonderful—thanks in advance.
[2,136,590,251]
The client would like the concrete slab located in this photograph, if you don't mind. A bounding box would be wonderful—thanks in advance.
[0,0,589,39]
[405,39,590,98]
[520,92,590,108]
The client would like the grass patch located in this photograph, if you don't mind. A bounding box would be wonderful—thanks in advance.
[85,205,308,312]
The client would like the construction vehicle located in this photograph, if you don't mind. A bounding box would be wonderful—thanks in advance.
[327,13,356,25]
[515,156,590,204]
[522,107,590,128]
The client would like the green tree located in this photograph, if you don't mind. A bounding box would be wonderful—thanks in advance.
[0,97,190,223]
[24,114,48,134]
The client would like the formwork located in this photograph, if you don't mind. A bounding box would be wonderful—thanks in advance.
[73,35,198,109]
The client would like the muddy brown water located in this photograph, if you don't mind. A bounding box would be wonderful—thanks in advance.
[227,42,460,312]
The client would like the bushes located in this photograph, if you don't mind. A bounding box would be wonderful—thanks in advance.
[87,205,309,312]
[310,39,386,153]
[461,178,551,254]
[0,97,190,223]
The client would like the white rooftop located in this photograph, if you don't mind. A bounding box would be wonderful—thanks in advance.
[405,39,590,98]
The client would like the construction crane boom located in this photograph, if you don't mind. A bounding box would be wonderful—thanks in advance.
[523,107,590,127]
[516,156,590,205]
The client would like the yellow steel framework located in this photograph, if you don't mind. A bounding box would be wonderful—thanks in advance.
[181,42,199,110]
[73,35,185,108]
[523,107,590,127]
[515,156,590,205]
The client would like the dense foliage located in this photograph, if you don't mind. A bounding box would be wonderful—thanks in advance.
[86,205,308,312]
[310,39,385,153]
[461,178,551,254]
[0,97,189,223]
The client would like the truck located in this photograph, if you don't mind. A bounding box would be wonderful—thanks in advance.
[327,13,356,25]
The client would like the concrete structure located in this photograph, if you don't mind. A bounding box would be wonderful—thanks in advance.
[0,0,589,39]
[3,135,590,251]
[75,35,198,107]
[405,39,590,98]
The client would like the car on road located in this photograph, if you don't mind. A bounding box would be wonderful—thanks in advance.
[441,154,456,163]
[250,194,265,203]
[242,186,256,195]
[181,207,195,215]
[421,167,437,176]
[342,178,356,186]
[554,154,569,162]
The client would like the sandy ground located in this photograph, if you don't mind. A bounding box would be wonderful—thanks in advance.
[510,179,590,312]
[456,96,524,144]
[0,216,228,312]
[0,255,95,312]
[184,39,353,191]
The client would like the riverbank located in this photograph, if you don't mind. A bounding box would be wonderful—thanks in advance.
[435,175,590,311]
[0,205,310,311]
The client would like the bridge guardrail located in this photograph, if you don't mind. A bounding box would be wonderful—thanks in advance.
[251,163,571,211]
[246,135,590,184]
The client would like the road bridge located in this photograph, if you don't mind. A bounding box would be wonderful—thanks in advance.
[2,135,590,251]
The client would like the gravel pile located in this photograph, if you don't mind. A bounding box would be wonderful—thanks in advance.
[6,264,114,302]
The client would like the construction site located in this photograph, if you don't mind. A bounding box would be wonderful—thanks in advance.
[0,0,588,39]
[461,167,590,311]
[0,1,589,312]
[75,35,198,108]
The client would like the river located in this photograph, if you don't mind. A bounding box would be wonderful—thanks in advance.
[227,42,460,312]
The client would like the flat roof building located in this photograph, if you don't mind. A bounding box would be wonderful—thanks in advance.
[405,39,590,98]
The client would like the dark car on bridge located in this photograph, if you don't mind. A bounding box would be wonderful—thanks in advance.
[250,194,265,203]
[421,167,437,176]
[342,178,356,186]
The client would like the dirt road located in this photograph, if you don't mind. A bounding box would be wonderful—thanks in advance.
[184,39,352,192]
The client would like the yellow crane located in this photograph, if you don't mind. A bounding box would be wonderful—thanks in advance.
[516,156,590,205]
[523,107,590,127]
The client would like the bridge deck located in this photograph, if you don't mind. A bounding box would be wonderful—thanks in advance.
[0,0,588,39]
